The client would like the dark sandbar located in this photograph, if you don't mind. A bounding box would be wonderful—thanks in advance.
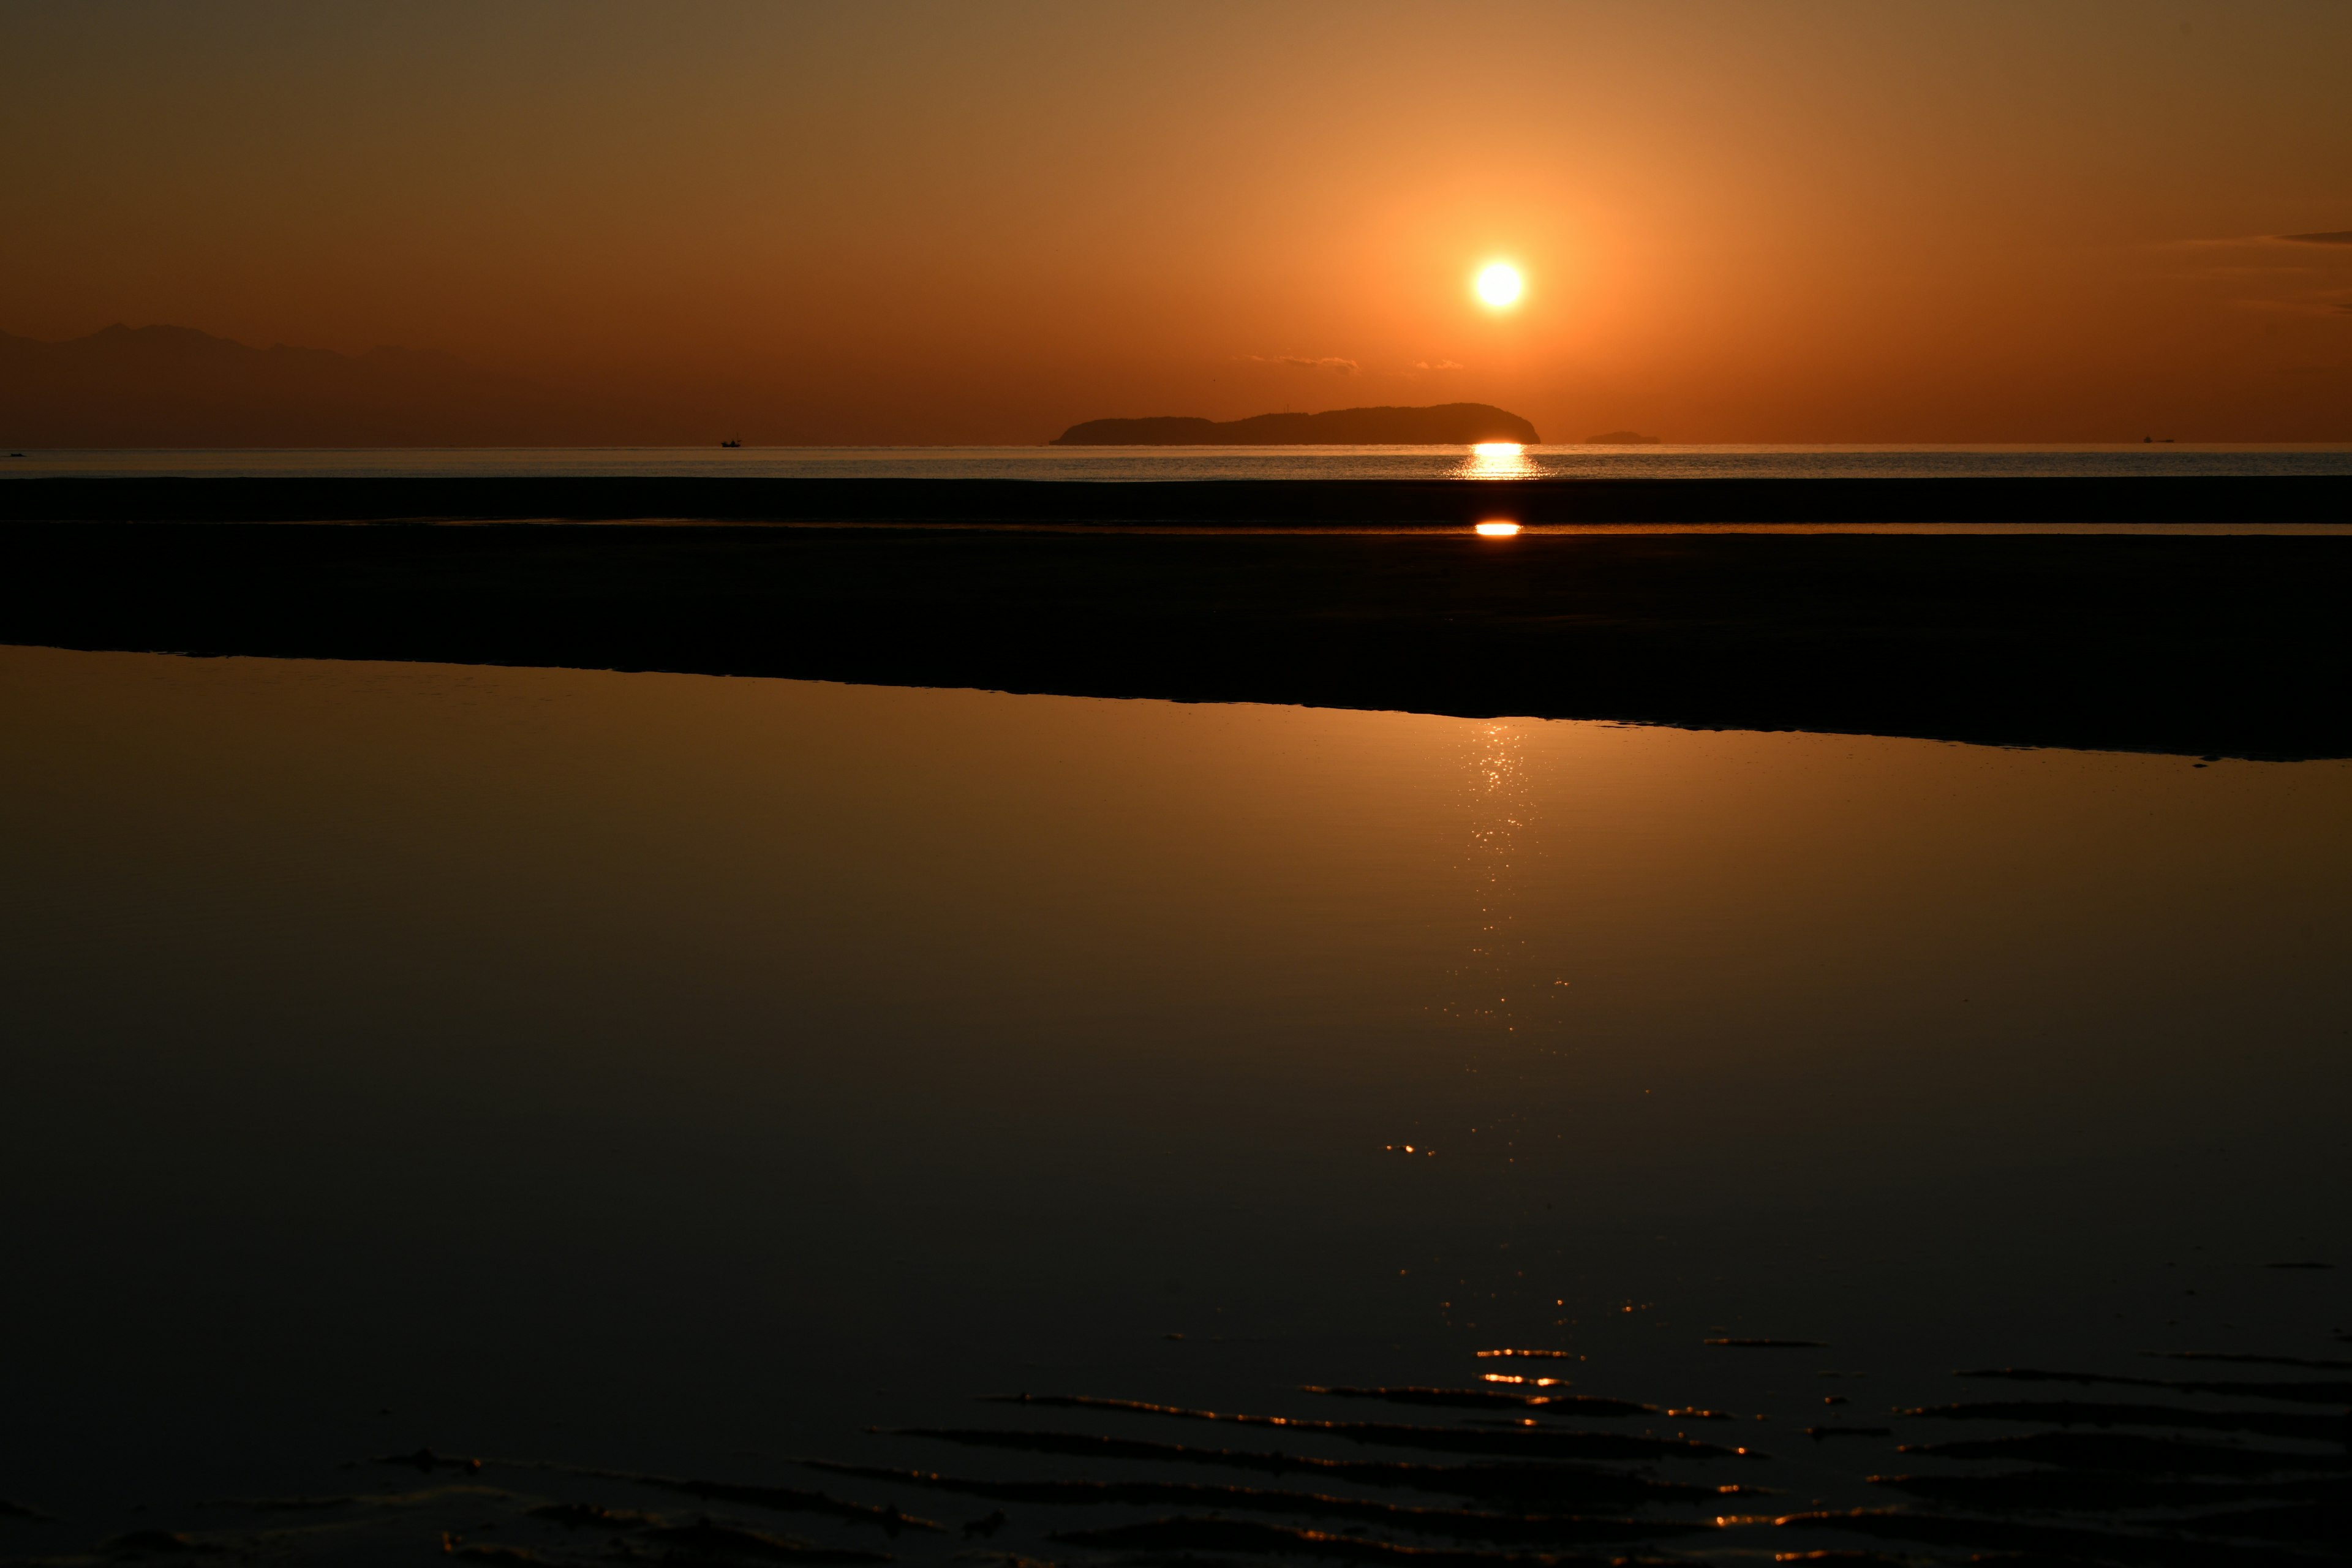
[2,473,2346,524]
[2,476,2347,758]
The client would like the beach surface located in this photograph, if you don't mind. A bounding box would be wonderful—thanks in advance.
[4,483,2349,756]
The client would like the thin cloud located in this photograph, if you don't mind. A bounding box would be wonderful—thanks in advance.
[2158,264,2321,279]
[1414,360,1465,371]
[2153,232,2352,251]
[2150,235,2272,251]
[2223,293,2352,318]
[1245,354,1359,374]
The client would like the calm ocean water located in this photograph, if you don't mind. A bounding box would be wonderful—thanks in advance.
[7,442,2352,480]
[2,646,2345,1562]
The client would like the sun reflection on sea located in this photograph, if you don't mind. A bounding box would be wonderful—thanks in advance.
[1447,720,1532,1034]
[1433,718,1557,1175]
[1459,442,1536,479]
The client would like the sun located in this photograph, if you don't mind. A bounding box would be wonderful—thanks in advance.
[1476,263,1522,307]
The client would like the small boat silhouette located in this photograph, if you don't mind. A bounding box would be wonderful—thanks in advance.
[720,439,741,448]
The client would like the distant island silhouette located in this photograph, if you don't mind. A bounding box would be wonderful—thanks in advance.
[1053,403,1540,445]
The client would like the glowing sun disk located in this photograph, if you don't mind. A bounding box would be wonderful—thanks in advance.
[1476,521,1521,537]
[1477,263,1523,306]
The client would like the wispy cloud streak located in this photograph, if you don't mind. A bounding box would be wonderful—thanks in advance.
[1245,355,1359,374]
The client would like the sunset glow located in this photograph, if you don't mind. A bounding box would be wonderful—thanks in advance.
[1475,521,1522,537]
[1476,264,1523,307]
[4,7,2349,440]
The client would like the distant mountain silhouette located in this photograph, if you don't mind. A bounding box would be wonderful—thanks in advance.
[1053,403,1540,445]
[0,323,609,445]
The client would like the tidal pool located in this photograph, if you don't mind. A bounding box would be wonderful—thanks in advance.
[1,645,2343,1563]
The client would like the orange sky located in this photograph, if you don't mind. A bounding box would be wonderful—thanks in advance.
[4,1,2350,442]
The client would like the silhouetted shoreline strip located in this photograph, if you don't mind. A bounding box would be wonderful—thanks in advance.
[1052,403,1543,445]
[2,473,2348,524]
[2,519,2346,759]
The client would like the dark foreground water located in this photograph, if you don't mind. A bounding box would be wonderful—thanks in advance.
[7,442,2352,482]
[1,646,2345,1566]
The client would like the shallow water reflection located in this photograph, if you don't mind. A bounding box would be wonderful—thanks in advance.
[0,646,2345,1561]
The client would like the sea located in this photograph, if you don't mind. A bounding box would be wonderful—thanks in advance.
[7,441,2352,480]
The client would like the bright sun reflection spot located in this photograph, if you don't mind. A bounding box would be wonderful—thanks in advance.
[1475,521,1521,537]
[1477,263,1523,306]
[1463,441,1534,479]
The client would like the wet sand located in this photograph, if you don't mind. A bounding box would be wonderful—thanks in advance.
[3,510,2349,756]
[7,1336,2343,1564]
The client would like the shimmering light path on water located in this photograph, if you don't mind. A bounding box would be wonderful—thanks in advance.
[7,443,2352,480]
